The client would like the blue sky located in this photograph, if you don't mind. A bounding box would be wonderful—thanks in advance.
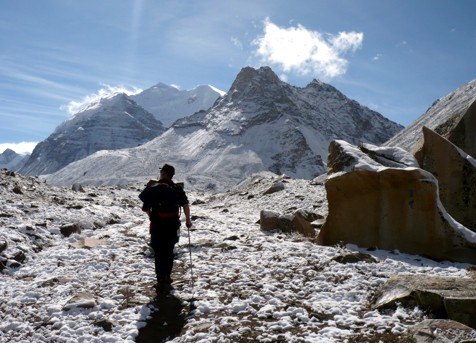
[1,0,476,153]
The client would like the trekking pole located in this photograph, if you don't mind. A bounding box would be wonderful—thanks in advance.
[187,223,196,310]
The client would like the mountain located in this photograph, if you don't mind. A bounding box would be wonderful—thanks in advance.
[131,83,225,127]
[0,148,29,171]
[386,77,476,151]
[46,66,403,191]
[20,93,165,176]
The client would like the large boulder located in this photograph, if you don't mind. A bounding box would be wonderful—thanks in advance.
[318,140,476,264]
[371,274,476,329]
[414,126,476,232]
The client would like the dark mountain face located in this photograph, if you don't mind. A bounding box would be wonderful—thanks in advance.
[20,94,164,176]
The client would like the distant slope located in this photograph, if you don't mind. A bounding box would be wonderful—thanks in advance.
[0,149,29,171]
[47,66,402,192]
[386,78,476,151]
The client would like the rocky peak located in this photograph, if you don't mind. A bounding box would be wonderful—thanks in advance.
[229,66,285,99]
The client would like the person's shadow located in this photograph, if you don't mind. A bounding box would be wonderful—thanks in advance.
[136,292,189,343]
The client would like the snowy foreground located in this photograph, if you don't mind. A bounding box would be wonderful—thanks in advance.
[0,171,473,342]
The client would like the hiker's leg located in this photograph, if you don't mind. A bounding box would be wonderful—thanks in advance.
[150,231,166,282]
[156,236,175,281]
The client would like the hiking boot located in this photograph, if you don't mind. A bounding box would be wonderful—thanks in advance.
[155,276,173,293]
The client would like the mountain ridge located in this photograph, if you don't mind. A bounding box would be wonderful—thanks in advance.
[46,66,403,192]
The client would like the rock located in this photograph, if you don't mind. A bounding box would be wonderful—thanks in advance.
[331,252,377,264]
[260,209,319,238]
[263,181,285,195]
[415,126,476,232]
[372,275,476,329]
[294,209,322,222]
[292,210,315,237]
[93,319,114,332]
[0,240,7,253]
[13,251,26,263]
[40,277,71,287]
[318,140,476,264]
[12,186,23,194]
[402,319,476,343]
[60,223,81,237]
[72,183,85,192]
[0,259,5,272]
[224,235,240,241]
[63,292,97,311]
[259,210,293,233]
[71,237,108,249]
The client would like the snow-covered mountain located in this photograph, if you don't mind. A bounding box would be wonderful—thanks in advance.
[0,148,29,171]
[20,94,165,176]
[46,67,402,191]
[131,83,224,127]
[386,77,476,151]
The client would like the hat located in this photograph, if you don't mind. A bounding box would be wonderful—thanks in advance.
[160,164,175,178]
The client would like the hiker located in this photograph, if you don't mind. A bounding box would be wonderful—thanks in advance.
[138,163,192,291]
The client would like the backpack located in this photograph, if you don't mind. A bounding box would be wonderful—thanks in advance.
[150,183,179,218]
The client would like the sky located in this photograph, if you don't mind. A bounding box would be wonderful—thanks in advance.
[1,0,476,154]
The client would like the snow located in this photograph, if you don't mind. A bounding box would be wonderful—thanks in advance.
[131,84,223,128]
[1,170,474,342]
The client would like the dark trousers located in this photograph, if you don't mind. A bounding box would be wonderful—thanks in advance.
[149,218,179,282]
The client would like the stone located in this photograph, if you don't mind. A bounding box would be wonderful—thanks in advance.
[259,210,293,233]
[93,319,114,332]
[292,210,315,237]
[13,251,26,263]
[71,237,108,249]
[372,275,476,329]
[415,126,476,232]
[0,240,7,253]
[72,183,85,192]
[60,223,81,237]
[63,292,97,310]
[263,181,285,195]
[260,209,320,238]
[331,252,377,264]
[318,140,476,264]
[402,319,476,343]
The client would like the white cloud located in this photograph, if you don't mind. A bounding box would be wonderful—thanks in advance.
[231,37,243,50]
[0,142,38,154]
[63,84,142,115]
[373,53,384,61]
[252,18,363,79]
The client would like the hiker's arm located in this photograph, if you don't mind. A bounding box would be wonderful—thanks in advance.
[183,203,192,228]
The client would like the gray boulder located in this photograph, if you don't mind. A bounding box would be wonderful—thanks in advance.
[402,319,476,343]
[372,274,476,329]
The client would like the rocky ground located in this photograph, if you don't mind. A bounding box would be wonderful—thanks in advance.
[1,169,475,342]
